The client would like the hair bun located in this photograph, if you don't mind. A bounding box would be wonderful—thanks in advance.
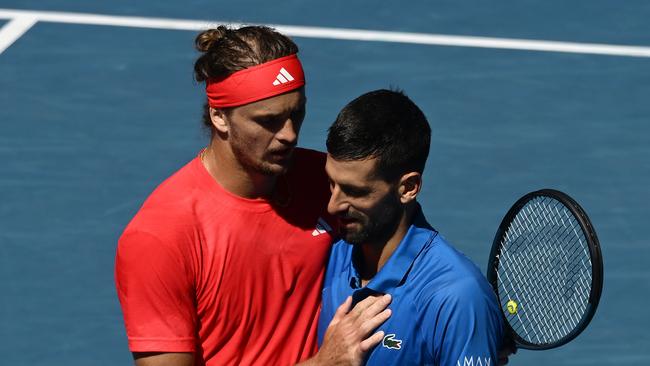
[195,26,229,52]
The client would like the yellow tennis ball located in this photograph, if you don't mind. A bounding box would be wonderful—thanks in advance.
[506,300,518,314]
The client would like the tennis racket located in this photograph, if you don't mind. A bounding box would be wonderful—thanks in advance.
[487,189,603,350]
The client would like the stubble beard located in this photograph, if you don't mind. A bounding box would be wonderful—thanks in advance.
[230,135,291,177]
[341,197,402,246]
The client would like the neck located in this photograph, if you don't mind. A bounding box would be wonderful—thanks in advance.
[201,142,277,199]
[358,204,416,287]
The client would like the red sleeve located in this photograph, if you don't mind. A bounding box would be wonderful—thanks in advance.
[115,230,197,352]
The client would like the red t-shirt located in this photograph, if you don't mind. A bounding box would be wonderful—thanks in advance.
[115,148,334,365]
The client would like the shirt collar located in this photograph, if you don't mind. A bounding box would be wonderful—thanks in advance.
[347,204,437,293]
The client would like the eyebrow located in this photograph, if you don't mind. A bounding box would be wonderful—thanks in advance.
[338,182,371,194]
[250,103,305,119]
[250,111,282,119]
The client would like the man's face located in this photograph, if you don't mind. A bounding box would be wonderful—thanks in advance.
[325,155,402,245]
[223,89,306,176]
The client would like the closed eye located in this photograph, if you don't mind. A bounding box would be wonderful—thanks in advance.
[255,116,281,126]
[340,185,371,198]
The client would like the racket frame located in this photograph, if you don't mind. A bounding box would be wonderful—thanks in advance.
[487,189,603,350]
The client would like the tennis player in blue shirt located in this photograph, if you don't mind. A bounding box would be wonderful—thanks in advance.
[318,89,504,366]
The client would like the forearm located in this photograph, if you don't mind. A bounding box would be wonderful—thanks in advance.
[298,294,391,366]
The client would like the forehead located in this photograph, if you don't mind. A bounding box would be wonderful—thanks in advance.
[232,88,305,116]
[325,155,380,183]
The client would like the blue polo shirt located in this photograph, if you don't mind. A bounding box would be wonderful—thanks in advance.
[318,208,503,365]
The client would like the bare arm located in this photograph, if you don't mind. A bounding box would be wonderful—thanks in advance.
[133,352,194,366]
[297,294,392,366]
[130,295,391,366]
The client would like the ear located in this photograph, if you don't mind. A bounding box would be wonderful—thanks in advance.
[210,107,229,134]
[397,172,422,204]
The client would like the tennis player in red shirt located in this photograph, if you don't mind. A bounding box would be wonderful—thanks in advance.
[115,26,391,366]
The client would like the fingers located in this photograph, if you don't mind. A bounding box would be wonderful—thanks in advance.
[360,330,385,352]
[316,294,393,365]
[347,294,392,337]
[331,296,353,324]
[351,293,392,318]
[358,308,391,335]
[324,293,392,342]
[351,294,392,349]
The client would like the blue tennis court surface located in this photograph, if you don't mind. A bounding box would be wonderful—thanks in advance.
[1,1,649,365]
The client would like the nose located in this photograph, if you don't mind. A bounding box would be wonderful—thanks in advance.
[327,186,348,216]
[276,118,298,146]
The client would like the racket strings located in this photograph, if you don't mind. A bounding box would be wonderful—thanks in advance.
[502,200,590,340]
[496,196,593,345]
[504,213,586,341]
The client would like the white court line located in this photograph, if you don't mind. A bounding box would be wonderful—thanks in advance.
[1,8,650,58]
[0,16,37,54]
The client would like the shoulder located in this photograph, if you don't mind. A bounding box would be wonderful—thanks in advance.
[411,235,502,336]
[292,147,326,163]
[411,234,495,308]
[121,158,202,246]
[288,148,326,180]
[287,147,327,184]
[140,157,201,211]
[286,147,331,210]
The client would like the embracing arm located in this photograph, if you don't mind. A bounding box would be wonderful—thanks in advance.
[128,295,391,366]
[297,294,392,366]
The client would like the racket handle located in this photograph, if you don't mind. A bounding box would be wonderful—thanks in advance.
[498,329,518,365]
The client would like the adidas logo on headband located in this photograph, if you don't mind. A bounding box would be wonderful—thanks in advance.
[272,68,295,86]
[206,54,305,108]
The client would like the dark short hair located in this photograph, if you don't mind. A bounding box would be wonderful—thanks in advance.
[326,89,431,180]
[193,26,299,134]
